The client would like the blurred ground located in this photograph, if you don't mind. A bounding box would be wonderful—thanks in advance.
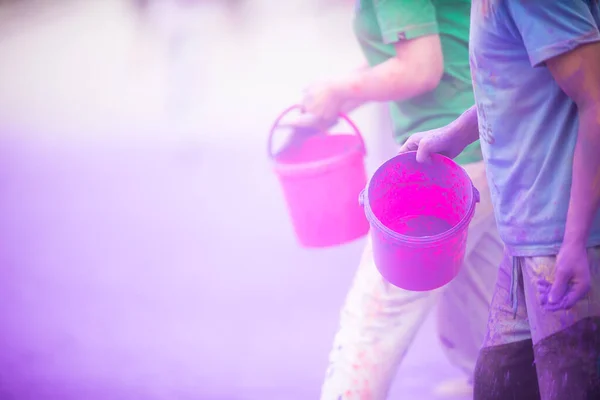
[0,1,468,399]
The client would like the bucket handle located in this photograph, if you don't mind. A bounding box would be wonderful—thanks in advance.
[267,104,367,159]
[473,185,480,204]
[358,188,365,206]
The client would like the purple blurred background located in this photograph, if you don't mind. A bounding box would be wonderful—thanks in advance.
[0,1,467,398]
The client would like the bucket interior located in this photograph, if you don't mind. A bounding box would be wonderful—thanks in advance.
[274,134,362,165]
[368,153,473,238]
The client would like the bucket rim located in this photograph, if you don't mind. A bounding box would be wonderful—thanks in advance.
[360,152,480,245]
[272,136,365,176]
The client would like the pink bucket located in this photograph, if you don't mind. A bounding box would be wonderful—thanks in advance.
[359,151,480,291]
[269,105,370,248]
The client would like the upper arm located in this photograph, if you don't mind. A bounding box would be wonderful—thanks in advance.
[373,0,443,81]
[505,0,600,68]
[546,42,600,110]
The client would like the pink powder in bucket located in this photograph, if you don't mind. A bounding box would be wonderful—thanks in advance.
[359,151,480,291]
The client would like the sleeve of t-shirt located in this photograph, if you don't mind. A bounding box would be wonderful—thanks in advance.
[505,0,600,67]
[372,0,439,44]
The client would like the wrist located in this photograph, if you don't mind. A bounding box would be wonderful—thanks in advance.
[333,71,363,102]
[561,238,588,251]
[563,227,590,249]
[330,75,366,112]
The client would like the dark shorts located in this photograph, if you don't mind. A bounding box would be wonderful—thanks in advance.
[474,247,600,400]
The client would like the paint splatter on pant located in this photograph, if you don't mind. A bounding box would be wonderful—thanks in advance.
[473,248,600,400]
[320,161,502,400]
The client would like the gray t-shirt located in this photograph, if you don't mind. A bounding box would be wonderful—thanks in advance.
[469,0,600,256]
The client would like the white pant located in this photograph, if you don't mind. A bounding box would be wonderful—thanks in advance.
[320,161,503,400]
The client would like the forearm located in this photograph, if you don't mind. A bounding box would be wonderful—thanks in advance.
[451,105,480,145]
[337,65,370,114]
[563,104,600,246]
[338,98,364,115]
[334,57,441,104]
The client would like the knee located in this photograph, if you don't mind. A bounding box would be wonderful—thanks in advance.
[534,317,600,400]
[473,340,540,400]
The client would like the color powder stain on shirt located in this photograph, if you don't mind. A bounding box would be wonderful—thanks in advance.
[479,0,501,18]
[593,167,600,193]
[479,0,491,16]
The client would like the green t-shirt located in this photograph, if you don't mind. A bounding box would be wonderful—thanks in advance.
[354,0,482,165]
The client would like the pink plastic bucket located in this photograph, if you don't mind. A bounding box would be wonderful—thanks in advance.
[269,105,370,248]
[359,151,480,291]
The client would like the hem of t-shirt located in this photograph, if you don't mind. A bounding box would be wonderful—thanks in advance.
[381,22,439,45]
[528,30,600,67]
[503,235,600,258]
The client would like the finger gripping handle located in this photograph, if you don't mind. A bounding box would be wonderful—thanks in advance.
[267,105,367,159]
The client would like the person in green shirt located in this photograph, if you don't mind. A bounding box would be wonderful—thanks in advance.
[290,1,502,398]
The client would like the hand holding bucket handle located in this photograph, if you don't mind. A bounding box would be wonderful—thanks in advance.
[267,105,367,159]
